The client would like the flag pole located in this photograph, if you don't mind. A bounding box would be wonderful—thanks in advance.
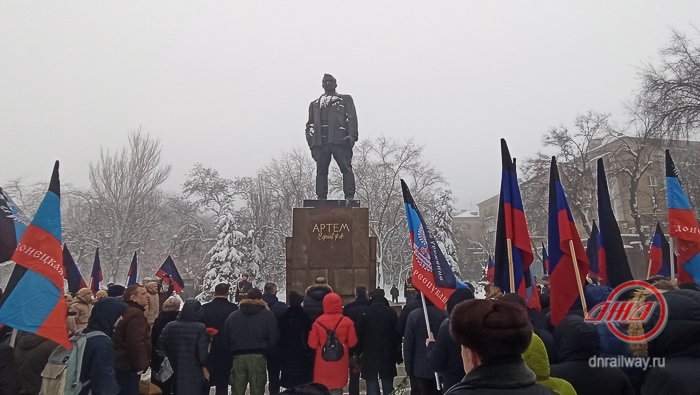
[669,236,676,283]
[420,292,442,390]
[647,259,652,280]
[569,240,588,316]
[507,239,515,293]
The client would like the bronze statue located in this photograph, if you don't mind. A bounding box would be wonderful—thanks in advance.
[305,74,358,201]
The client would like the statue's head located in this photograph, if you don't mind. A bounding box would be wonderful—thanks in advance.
[322,74,337,92]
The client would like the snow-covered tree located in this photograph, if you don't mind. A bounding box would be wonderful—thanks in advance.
[431,188,460,277]
[197,204,245,303]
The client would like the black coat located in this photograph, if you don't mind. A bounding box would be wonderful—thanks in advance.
[0,342,20,395]
[356,296,401,379]
[641,290,700,395]
[550,315,634,395]
[426,319,464,390]
[303,284,332,323]
[262,293,288,320]
[445,358,556,395]
[343,295,369,323]
[397,297,422,336]
[278,306,314,388]
[151,310,180,373]
[403,300,447,378]
[202,297,238,386]
[14,331,59,394]
[158,300,209,395]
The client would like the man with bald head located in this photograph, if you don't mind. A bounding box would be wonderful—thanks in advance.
[305,74,358,201]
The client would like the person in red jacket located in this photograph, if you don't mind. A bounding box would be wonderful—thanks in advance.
[308,292,358,395]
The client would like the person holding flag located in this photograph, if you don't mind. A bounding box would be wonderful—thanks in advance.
[156,256,184,310]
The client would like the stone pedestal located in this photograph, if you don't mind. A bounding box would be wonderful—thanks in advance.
[286,202,376,304]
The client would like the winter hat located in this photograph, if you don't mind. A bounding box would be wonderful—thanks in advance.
[107,284,125,297]
[369,288,385,299]
[450,298,533,362]
[289,291,304,307]
[162,297,181,312]
[446,287,475,315]
[247,288,263,300]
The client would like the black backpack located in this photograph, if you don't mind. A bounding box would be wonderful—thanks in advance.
[318,318,344,362]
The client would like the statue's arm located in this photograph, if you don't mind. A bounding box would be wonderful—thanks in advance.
[345,95,358,141]
[305,102,315,146]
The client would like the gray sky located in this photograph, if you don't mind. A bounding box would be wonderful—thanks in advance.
[2,1,699,210]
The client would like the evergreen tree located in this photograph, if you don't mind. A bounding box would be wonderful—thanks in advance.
[432,189,460,277]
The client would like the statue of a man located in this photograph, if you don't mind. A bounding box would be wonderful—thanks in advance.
[305,74,358,200]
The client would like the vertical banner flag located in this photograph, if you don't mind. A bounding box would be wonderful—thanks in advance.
[542,243,549,276]
[127,252,138,287]
[0,161,70,348]
[648,223,672,278]
[586,221,600,279]
[548,157,590,326]
[494,139,534,298]
[665,150,700,284]
[63,244,87,295]
[155,256,185,292]
[486,255,495,283]
[525,267,541,310]
[401,179,467,310]
[0,186,31,264]
[90,248,103,295]
[596,159,633,287]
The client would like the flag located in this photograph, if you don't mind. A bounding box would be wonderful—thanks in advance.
[648,223,671,278]
[0,161,70,348]
[493,139,534,298]
[63,244,87,294]
[542,243,549,275]
[486,255,495,283]
[126,252,138,287]
[0,186,31,264]
[90,248,103,295]
[596,159,634,287]
[665,150,700,285]
[525,267,541,310]
[586,221,601,278]
[155,256,184,293]
[401,179,467,310]
[548,157,590,326]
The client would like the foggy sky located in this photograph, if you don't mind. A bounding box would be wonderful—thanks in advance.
[2,1,699,211]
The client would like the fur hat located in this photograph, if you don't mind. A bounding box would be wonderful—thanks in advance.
[247,288,263,300]
[450,298,533,361]
[107,284,125,297]
[289,291,304,307]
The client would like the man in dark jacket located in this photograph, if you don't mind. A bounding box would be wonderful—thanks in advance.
[397,292,422,337]
[113,284,152,395]
[14,330,59,394]
[404,296,447,395]
[223,288,279,395]
[343,285,369,395]
[445,298,556,395]
[158,299,209,395]
[278,291,314,389]
[550,315,634,395]
[80,297,128,395]
[202,283,239,395]
[263,282,288,395]
[303,277,332,323]
[356,289,401,395]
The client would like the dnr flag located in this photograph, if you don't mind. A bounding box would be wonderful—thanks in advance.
[542,243,549,275]
[648,223,672,278]
[156,256,184,293]
[127,252,138,287]
[90,248,103,295]
[665,150,700,285]
[548,157,590,326]
[402,180,467,310]
[0,161,70,348]
[494,139,533,298]
[586,221,601,279]
[63,244,87,295]
[486,255,495,283]
[0,186,30,264]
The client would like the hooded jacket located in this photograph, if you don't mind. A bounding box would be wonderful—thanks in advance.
[303,284,333,323]
[14,331,59,394]
[72,288,93,330]
[158,299,208,395]
[113,300,152,372]
[308,293,357,389]
[641,289,700,395]
[79,297,127,395]
[222,298,279,356]
[550,315,634,395]
[522,334,576,395]
[144,282,160,325]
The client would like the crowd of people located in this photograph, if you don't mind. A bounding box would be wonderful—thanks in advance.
[0,274,699,395]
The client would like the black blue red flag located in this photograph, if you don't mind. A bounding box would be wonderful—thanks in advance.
[0,162,70,348]
[127,252,138,287]
[541,243,549,276]
[90,248,103,295]
[648,222,672,278]
[486,255,495,283]
[548,157,590,326]
[156,255,185,292]
[62,244,87,294]
[596,159,633,287]
[586,221,601,279]
[401,180,467,310]
[493,139,533,298]
[665,150,700,284]
[0,186,30,264]
[525,267,541,310]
